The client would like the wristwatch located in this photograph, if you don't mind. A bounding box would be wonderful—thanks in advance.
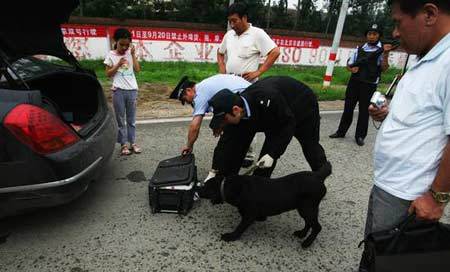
[430,188,450,204]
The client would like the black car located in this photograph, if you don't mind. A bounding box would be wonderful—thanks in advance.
[0,0,117,217]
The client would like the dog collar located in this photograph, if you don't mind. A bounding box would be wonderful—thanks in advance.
[220,177,226,203]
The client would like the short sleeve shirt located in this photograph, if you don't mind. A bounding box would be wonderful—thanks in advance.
[348,41,384,66]
[192,74,251,116]
[348,41,384,84]
[373,33,450,200]
[104,50,138,90]
[218,25,277,75]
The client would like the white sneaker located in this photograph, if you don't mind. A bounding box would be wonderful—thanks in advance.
[203,169,218,183]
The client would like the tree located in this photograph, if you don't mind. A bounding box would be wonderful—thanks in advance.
[170,0,226,24]
[72,0,393,38]
[293,0,315,30]
[244,0,267,27]
[324,0,339,34]
[293,0,301,30]
[345,0,387,36]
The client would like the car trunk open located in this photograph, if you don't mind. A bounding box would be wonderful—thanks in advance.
[0,0,102,138]
[25,69,104,135]
[2,57,106,136]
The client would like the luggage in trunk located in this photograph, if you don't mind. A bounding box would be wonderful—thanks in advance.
[148,154,198,215]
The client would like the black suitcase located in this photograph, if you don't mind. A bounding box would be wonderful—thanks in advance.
[148,154,198,215]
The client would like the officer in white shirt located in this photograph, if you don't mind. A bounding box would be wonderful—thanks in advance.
[359,1,450,271]
[169,74,251,182]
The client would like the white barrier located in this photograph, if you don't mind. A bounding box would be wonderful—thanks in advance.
[61,24,410,69]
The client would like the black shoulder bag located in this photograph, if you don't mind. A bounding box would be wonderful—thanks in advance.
[360,214,450,272]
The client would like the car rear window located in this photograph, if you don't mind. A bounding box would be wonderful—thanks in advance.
[8,56,73,81]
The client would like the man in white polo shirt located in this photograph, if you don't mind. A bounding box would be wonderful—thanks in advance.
[218,2,280,83]
[218,2,280,167]
[359,0,450,271]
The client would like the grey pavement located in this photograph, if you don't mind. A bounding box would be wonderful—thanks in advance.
[1,112,449,272]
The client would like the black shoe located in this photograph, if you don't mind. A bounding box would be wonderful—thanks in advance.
[241,158,253,168]
[356,137,365,146]
[329,132,345,138]
[0,232,10,244]
[256,216,267,222]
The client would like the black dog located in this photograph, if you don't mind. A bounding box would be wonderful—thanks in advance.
[200,161,332,248]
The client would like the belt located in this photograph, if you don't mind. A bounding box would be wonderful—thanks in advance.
[229,73,258,83]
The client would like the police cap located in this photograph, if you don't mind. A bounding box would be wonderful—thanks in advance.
[169,76,190,105]
[208,89,239,130]
[365,23,382,36]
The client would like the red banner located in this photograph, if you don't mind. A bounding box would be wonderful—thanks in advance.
[61,24,320,48]
[108,26,224,44]
[61,24,107,38]
[272,35,320,49]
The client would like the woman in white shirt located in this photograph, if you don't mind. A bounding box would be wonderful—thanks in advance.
[104,28,141,156]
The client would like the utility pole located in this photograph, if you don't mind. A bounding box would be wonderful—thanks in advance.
[323,0,349,87]
[266,0,272,29]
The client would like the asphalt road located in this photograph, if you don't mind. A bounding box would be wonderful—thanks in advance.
[1,112,449,272]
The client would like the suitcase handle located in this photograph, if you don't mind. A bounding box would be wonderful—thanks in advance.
[385,213,441,253]
[391,213,416,233]
[358,214,417,249]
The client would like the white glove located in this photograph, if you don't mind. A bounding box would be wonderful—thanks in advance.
[257,154,274,168]
[203,169,218,183]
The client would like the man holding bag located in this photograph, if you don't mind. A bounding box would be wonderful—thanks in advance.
[359,0,450,270]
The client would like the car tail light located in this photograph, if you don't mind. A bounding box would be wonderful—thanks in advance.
[4,104,80,154]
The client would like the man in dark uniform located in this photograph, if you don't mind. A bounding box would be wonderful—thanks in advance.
[329,24,393,146]
[208,76,328,177]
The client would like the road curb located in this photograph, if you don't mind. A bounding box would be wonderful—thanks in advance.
[136,110,344,125]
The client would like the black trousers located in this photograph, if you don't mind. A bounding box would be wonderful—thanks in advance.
[0,218,10,244]
[211,102,327,178]
[336,79,377,139]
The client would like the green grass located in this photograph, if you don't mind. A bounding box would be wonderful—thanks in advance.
[80,60,401,101]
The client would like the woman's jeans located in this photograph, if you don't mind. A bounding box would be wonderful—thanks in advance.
[112,88,138,145]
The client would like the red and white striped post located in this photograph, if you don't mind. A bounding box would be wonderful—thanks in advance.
[323,0,350,87]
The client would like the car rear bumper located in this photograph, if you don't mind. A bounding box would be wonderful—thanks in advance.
[0,156,102,194]
[0,156,103,218]
[0,107,116,218]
